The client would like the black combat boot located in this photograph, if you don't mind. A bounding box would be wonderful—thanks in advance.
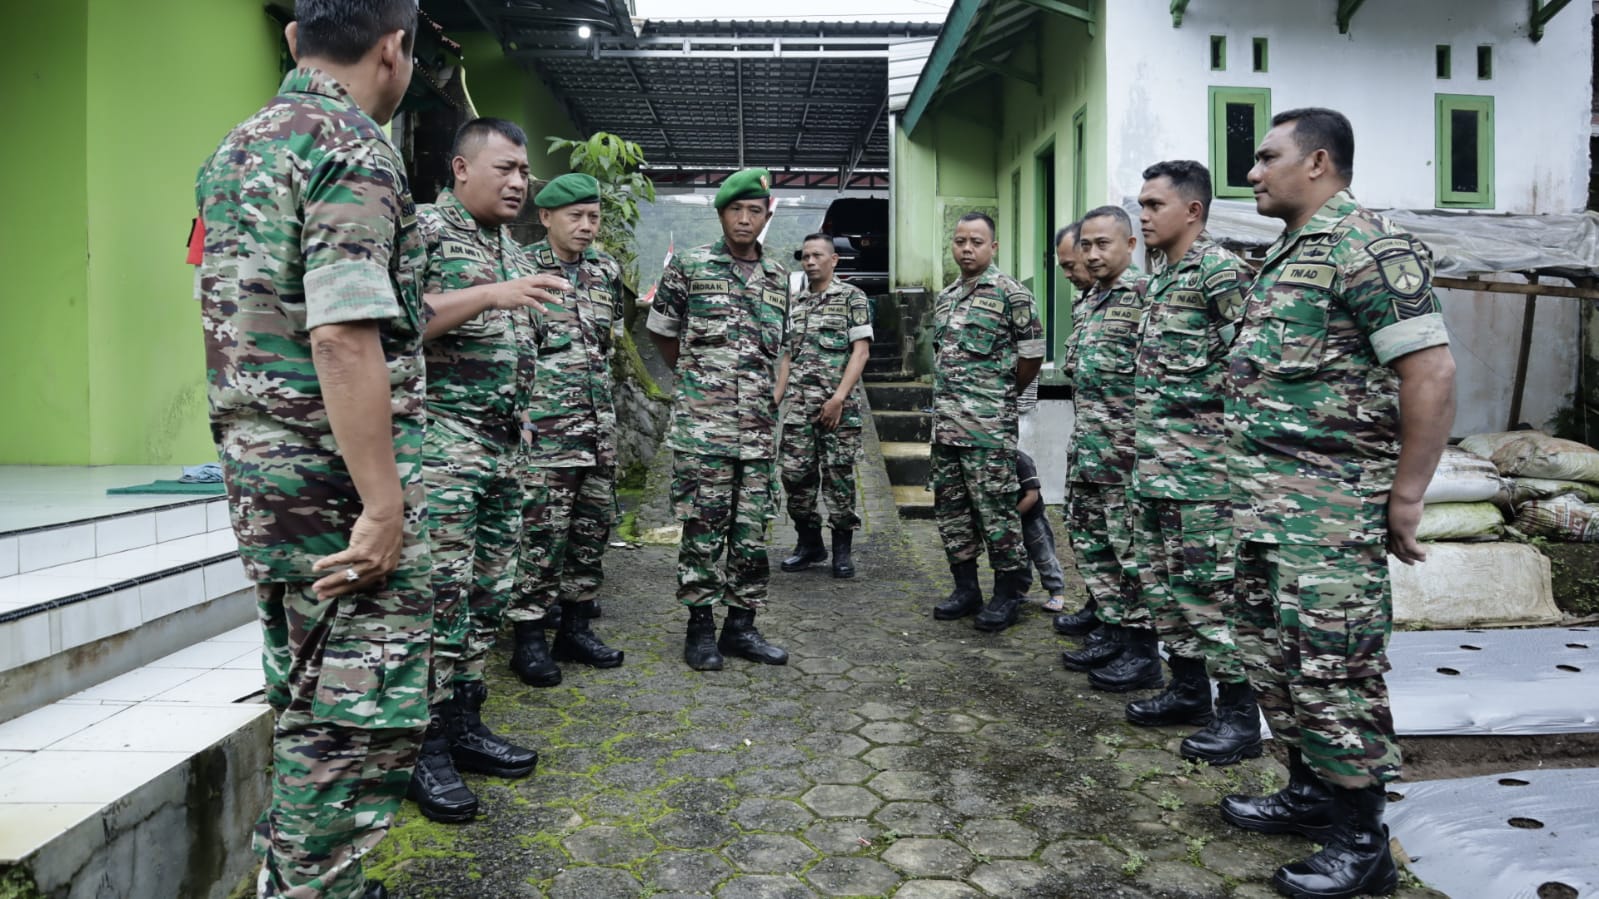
[684,605,724,671]
[718,606,789,665]
[1053,597,1101,636]
[974,568,1030,632]
[1181,679,1264,766]
[1061,622,1123,671]
[362,882,390,899]
[509,619,562,687]
[830,529,856,579]
[1220,748,1338,841]
[1126,654,1213,727]
[407,705,478,823]
[582,599,602,619]
[449,680,538,778]
[1272,784,1398,899]
[552,600,624,668]
[933,560,984,619]
[1088,625,1164,692]
[780,525,828,572]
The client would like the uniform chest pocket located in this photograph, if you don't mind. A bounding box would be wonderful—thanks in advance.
[1154,322,1210,375]
[1260,303,1329,380]
[756,290,786,358]
[538,331,574,356]
[816,328,849,352]
[957,312,1003,356]
[453,308,508,338]
[687,293,732,347]
[1089,328,1139,375]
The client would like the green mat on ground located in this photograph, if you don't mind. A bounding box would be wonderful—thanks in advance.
[107,480,225,495]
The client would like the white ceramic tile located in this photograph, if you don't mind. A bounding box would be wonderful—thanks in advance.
[210,623,261,644]
[17,524,95,573]
[0,749,187,803]
[42,546,161,585]
[0,802,102,862]
[57,589,142,651]
[0,574,116,606]
[94,513,156,557]
[205,500,232,534]
[149,533,208,566]
[220,647,263,670]
[203,559,250,598]
[0,704,126,751]
[138,569,207,622]
[148,640,256,670]
[152,668,264,704]
[0,612,54,672]
[70,666,200,703]
[0,751,30,771]
[0,538,16,578]
[50,703,266,753]
[155,504,207,543]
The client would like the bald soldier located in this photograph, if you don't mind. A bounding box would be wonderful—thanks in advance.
[1219,108,1455,899]
[507,173,628,686]
[647,168,791,670]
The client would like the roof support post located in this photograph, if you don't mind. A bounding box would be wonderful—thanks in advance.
[1531,0,1575,42]
[842,94,888,187]
[1170,0,1190,27]
[1336,0,1367,34]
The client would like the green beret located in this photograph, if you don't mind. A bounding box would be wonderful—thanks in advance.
[534,173,601,209]
[714,168,772,211]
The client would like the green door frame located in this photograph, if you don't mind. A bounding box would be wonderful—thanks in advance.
[1035,140,1061,363]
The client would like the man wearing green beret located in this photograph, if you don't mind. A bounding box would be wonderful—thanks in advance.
[412,117,565,822]
[647,167,791,670]
[505,172,628,686]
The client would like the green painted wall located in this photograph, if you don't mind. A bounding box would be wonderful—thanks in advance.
[455,32,579,180]
[0,0,90,463]
[84,0,282,464]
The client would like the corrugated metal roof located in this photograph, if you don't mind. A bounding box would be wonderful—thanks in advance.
[888,37,936,112]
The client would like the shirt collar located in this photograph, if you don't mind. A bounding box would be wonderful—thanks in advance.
[434,188,480,234]
[279,66,360,112]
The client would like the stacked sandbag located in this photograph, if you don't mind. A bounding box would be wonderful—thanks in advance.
[1459,430,1599,542]
[1416,445,1508,542]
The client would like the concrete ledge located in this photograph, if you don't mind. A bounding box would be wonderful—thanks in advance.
[3,707,270,899]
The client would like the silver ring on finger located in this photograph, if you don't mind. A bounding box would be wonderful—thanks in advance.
[343,567,360,583]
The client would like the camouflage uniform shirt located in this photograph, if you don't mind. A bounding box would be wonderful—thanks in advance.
[785,277,874,428]
[418,188,538,447]
[1069,267,1148,485]
[1227,189,1450,546]
[1132,235,1250,501]
[524,241,625,467]
[197,66,426,584]
[931,264,1045,451]
[647,238,789,461]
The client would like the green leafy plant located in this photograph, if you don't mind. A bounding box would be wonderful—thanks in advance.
[546,132,657,290]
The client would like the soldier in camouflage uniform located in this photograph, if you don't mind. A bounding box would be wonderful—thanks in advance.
[1218,109,1455,899]
[1059,206,1154,688]
[647,168,791,670]
[195,4,426,896]
[410,119,558,823]
[506,173,628,686]
[776,232,874,579]
[1123,161,1260,766]
[928,212,1045,633]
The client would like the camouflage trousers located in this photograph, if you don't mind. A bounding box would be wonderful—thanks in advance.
[672,452,776,609]
[1233,540,1401,788]
[423,426,521,702]
[1132,496,1246,683]
[254,572,431,899]
[1066,482,1143,625]
[507,465,617,623]
[931,444,1026,573]
[780,420,862,531]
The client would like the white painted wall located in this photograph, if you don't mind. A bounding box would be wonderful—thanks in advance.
[1101,0,1592,214]
[1020,400,1075,505]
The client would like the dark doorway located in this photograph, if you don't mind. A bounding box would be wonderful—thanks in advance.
[1035,145,1057,362]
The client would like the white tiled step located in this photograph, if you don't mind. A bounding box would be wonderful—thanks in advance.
[0,625,267,863]
[0,531,247,674]
[0,498,230,576]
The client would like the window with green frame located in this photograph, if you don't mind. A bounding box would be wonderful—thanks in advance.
[1208,87,1271,199]
[1436,94,1494,208]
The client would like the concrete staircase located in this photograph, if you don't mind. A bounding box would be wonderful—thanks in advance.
[866,382,934,520]
[0,490,267,898]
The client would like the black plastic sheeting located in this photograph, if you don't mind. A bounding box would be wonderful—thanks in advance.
[1387,767,1599,899]
[1387,628,1598,736]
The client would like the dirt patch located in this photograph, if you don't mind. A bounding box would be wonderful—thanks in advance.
[1540,542,1599,616]
[1398,732,1599,781]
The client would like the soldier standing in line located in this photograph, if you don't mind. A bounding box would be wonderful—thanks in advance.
[928,212,1044,633]
[1219,108,1455,899]
[1059,206,1157,689]
[506,173,628,686]
[646,168,791,671]
[196,2,431,895]
[776,232,874,579]
[1124,160,1260,766]
[407,118,560,822]
[1049,220,1105,637]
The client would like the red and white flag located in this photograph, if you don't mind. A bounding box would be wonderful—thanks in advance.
[639,235,673,306]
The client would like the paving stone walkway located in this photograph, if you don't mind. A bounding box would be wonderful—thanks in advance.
[366,434,1447,899]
